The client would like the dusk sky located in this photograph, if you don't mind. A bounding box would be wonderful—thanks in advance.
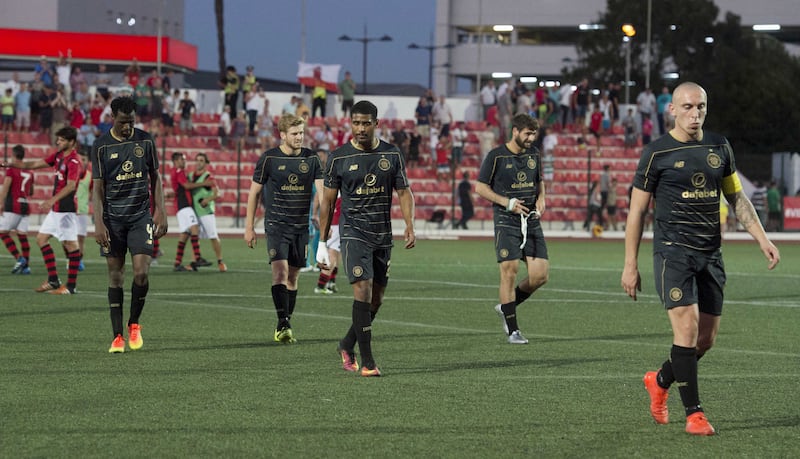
[184,0,437,87]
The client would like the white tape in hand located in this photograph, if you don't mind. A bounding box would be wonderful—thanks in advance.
[316,240,330,267]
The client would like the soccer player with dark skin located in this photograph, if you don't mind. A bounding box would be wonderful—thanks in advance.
[0,145,34,274]
[317,100,416,377]
[475,113,548,345]
[622,82,780,436]
[92,96,168,353]
[244,113,324,344]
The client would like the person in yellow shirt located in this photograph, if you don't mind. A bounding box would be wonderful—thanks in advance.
[311,66,327,118]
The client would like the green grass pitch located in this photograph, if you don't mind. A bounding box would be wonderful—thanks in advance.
[1,237,798,457]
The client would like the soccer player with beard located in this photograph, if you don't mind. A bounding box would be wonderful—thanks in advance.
[475,113,548,345]
[317,100,416,377]
[622,82,780,435]
[3,127,82,295]
[244,113,324,344]
[92,96,168,353]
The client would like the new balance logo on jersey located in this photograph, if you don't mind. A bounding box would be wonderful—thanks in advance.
[674,161,685,168]
[110,153,119,159]
[349,164,359,171]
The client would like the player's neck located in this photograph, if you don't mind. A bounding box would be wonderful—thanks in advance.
[504,140,524,155]
[110,128,130,141]
[279,144,301,156]
[669,128,703,143]
[350,137,379,151]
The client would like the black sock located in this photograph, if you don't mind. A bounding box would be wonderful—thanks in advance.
[287,289,297,318]
[670,344,703,416]
[500,301,518,334]
[514,286,532,306]
[659,352,704,389]
[342,310,376,352]
[108,287,124,338]
[352,300,374,368]
[129,281,149,325]
[271,284,289,326]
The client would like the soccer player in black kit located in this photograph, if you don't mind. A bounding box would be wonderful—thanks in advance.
[92,96,168,353]
[317,100,416,377]
[622,82,780,436]
[244,113,324,344]
[475,113,549,345]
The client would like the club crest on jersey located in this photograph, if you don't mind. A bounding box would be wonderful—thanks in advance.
[299,162,309,173]
[352,265,364,277]
[134,145,144,158]
[707,152,721,168]
[527,158,536,169]
[500,248,509,258]
[378,158,391,171]
[669,287,683,302]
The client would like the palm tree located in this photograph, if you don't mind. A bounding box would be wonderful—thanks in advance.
[214,0,226,76]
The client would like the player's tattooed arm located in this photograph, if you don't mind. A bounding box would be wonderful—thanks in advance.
[729,189,761,230]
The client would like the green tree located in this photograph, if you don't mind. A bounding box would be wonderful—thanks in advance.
[569,0,800,178]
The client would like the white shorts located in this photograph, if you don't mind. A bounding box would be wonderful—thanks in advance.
[198,214,219,239]
[328,225,341,252]
[39,211,78,242]
[0,212,29,232]
[77,214,90,237]
[177,207,199,233]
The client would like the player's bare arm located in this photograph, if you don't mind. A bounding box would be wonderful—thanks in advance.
[621,187,651,300]
[151,171,168,239]
[42,178,77,211]
[93,178,110,248]
[727,189,781,269]
[396,187,416,249]
[243,180,262,248]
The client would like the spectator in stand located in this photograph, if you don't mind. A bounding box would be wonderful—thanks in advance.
[257,111,275,150]
[338,71,356,118]
[218,104,232,146]
[622,107,639,148]
[598,92,612,132]
[77,114,98,150]
[480,80,497,121]
[636,87,657,130]
[162,69,175,93]
[432,95,453,137]
[69,65,86,103]
[607,82,621,124]
[534,85,548,120]
[125,59,141,88]
[750,181,768,226]
[391,121,409,159]
[642,113,653,145]
[6,72,21,97]
[766,180,782,231]
[559,81,575,128]
[282,95,298,115]
[414,97,432,138]
[450,122,465,166]
[656,86,672,136]
[14,83,31,132]
[89,94,105,125]
[573,78,591,128]
[1,88,14,131]
[295,97,310,119]
[221,66,240,117]
[231,111,248,149]
[160,88,175,135]
[311,67,328,119]
[147,72,165,121]
[542,126,557,187]
[94,63,112,101]
[73,81,90,113]
[134,79,150,119]
[435,134,452,180]
[407,130,421,168]
[34,56,54,88]
[97,113,113,135]
[178,91,196,134]
[497,78,514,141]
[455,171,474,230]
[55,50,72,102]
[69,102,84,130]
[589,102,604,146]
[50,87,70,144]
[241,65,257,98]
[38,86,56,139]
[246,85,268,136]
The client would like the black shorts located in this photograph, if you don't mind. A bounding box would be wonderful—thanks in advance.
[341,240,391,286]
[266,231,308,268]
[607,205,617,216]
[103,213,154,258]
[341,99,354,113]
[653,246,726,315]
[494,219,548,262]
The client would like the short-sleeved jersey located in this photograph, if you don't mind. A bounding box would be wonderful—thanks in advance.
[189,170,215,217]
[92,128,158,223]
[632,131,736,252]
[3,167,33,215]
[169,167,193,212]
[252,147,323,235]
[325,140,408,248]
[44,149,81,212]
[478,144,542,230]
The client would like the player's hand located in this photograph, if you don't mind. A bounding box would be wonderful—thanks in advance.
[95,220,111,252]
[244,228,257,248]
[152,211,168,239]
[762,242,780,270]
[404,227,416,249]
[621,266,641,301]
[507,198,530,215]
[316,240,330,269]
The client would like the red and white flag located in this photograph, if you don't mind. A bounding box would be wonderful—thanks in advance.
[297,62,341,93]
